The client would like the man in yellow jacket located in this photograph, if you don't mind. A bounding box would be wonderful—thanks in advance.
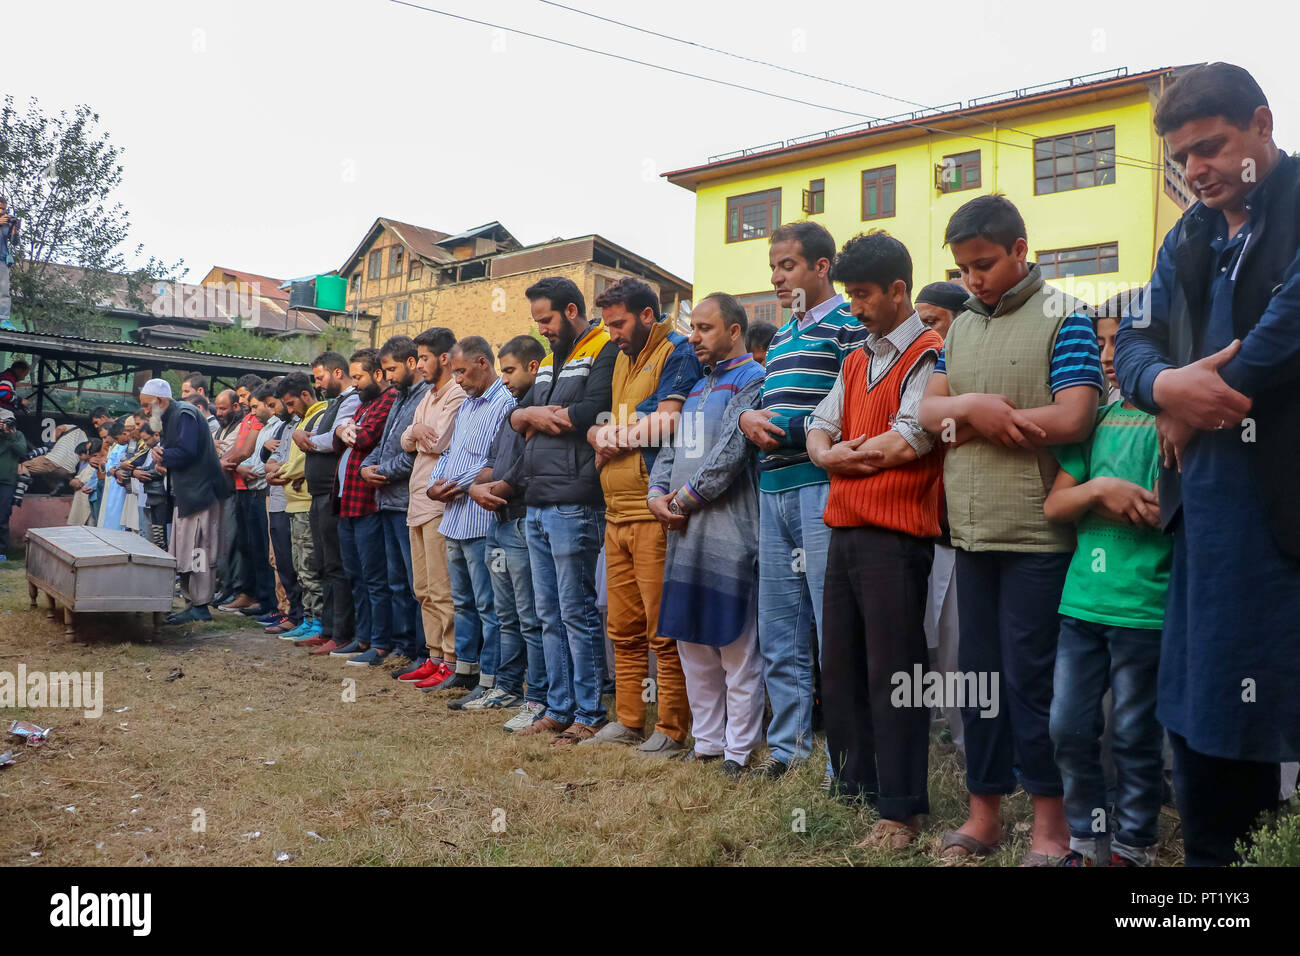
[582,277,702,757]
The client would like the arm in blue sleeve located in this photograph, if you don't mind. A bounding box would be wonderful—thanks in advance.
[1218,242,1300,395]
[160,413,202,470]
[1115,223,1180,414]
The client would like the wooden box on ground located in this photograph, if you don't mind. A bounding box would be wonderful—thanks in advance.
[25,526,176,637]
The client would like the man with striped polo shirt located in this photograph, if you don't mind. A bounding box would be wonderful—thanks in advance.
[807,232,944,850]
[737,221,869,778]
[425,336,517,704]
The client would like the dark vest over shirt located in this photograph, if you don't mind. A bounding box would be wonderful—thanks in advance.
[304,393,344,498]
[163,400,230,518]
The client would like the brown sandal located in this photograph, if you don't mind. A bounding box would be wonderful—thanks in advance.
[937,829,1000,859]
[551,722,604,746]
[856,819,922,851]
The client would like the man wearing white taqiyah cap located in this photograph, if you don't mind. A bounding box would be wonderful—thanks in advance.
[139,375,231,624]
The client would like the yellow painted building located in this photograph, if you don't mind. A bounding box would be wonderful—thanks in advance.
[665,66,1195,324]
[337,218,692,350]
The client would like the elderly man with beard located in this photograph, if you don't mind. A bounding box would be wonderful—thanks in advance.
[138,379,230,624]
[210,388,246,608]
[331,349,398,662]
[351,335,430,667]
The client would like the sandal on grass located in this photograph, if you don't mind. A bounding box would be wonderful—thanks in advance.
[938,829,1000,859]
[1019,850,1068,867]
[856,819,921,851]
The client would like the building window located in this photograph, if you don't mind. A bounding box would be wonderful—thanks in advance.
[1034,126,1116,194]
[1038,242,1119,279]
[389,247,403,276]
[1163,151,1194,210]
[937,150,980,193]
[409,260,423,283]
[802,179,825,215]
[861,165,896,220]
[394,300,409,324]
[367,250,382,280]
[734,291,788,327]
[726,188,781,243]
[350,272,360,291]
[946,269,962,281]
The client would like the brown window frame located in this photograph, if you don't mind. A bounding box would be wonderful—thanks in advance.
[1038,242,1119,279]
[394,300,410,324]
[802,179,825,215]
[726,188,782,243]
[937,150,981,193]
[367,249,382,280]
[389,246,403,277]
[734,291,787,328]
[1034,126,1117,195]
[409,260,423,283]
[861,165,897,220]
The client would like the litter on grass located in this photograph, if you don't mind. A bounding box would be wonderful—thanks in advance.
[8,720,51,746]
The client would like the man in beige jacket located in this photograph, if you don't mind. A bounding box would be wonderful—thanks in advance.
[393,327,467,685]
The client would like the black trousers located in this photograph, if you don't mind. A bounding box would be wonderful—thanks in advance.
[0,481,14,554]
[822,525,934,820]
[268,510,302,623]
[1168,730,1280,866]
[233,489,275,606]
[310,492,352,643]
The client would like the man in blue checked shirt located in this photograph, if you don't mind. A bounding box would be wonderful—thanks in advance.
[427,335,517,709]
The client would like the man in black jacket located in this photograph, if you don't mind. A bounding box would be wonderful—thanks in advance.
[140,379,230,624]
[1115,62,1300,865]
[509,277,618,744]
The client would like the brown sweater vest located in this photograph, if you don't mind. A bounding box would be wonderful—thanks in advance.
[824,331,944,536]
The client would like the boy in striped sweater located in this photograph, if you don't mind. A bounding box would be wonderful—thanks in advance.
[737,221,868,778]
[807,232,944,850]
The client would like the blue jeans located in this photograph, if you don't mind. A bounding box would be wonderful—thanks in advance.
[338,513,390,648]
[757,482,831,764]
[446,535,499,674]
[1050,616,1163,855]
[488,516,544,701]
[526,503,606,726]
[380,508,424,658]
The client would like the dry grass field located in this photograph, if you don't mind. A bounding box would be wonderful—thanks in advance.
[0,555,1185,866]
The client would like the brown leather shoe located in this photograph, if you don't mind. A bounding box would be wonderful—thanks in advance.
[551,720,607,746]
[309,638,342,656]
[512,715,571,738]
[218,593,256,612]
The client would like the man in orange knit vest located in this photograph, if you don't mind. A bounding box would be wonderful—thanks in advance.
[806,232,945,852]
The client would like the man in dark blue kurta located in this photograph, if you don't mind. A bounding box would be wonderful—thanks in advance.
[1115,63,1300,865]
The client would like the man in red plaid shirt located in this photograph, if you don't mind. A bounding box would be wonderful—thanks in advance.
[331,348,399,662]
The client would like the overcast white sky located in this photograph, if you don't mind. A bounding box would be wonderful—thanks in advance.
[7,0,1295,285]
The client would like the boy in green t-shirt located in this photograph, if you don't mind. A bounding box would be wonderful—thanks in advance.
[1044,303,1171,867]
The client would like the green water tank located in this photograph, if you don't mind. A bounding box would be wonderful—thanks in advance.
[316,274,348,311]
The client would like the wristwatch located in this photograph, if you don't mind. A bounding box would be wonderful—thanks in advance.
[668,498,683,516]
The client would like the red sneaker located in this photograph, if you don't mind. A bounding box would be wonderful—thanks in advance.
[415,662,454,690]
[295,635,328,648]
[309,639,342,656]
[398,659,438,683]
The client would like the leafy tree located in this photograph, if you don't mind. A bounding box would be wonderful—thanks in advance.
[0,95,183,334]
[188,319,363,366]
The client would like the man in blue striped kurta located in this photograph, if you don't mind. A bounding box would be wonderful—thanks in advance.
[737,221,869,779]
[427,336,517,710]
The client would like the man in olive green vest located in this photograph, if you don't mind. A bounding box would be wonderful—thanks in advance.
[919,195,1105,866]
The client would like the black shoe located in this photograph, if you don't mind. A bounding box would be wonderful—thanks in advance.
[440,672,479,692]
[680,750,722,763]
[448,685,489,711]
[748,754,789,779]
[212,591,235,608]
[239,603,276,617]
[166,605,213,625]
[720,759,745,778]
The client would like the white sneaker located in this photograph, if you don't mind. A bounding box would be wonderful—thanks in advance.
[502,700,546,733]
[464,686,521,711]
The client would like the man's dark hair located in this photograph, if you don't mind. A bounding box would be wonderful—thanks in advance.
[525,276,586,320]
[746,319,777,352]
[10,359,30,374]
[276,371,315,399]
[379,334,418,363]
[192,394,212,414]
[700,292,749,336]
[1093,288,1140,327]
[85,438,102,455]
[134,406,150,420]
[107,419,126,438]
[453,335,494,364]
[311,351,348,374]
[943,194,1027,252]
[348,348,381,374]
[75,441,89,456]
[499,334,546,366]
[236,373,265,392]
[251,382,277,402]
[90,406,108,420]
[1154,62,1268,137]
[138,422,155,437]
[770,221,836,268]
[184,372,209,393]
[830,231,914,294]
[594,276,659,318]
[412,327,457,356]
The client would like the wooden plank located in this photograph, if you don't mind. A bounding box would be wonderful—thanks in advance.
[27,527,121,567]
[83,527,176,569]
